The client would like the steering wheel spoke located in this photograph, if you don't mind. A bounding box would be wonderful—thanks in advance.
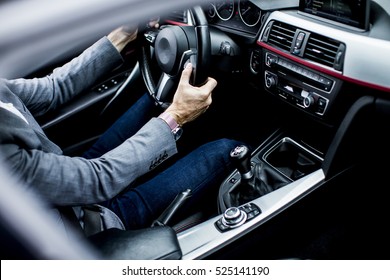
[139,6,210,107]
[143,28,160,47]
[154,73,177,108]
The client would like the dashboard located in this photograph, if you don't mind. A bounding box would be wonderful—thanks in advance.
[164,0,390,121]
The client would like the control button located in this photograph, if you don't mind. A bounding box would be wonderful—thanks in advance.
[317,97,327,114]
[229,177,238,184]
[240,203,261,222]
[144,30,158,45]
[317,97,327,108]
[295,32,305,48]
[303,94,315,108]
[266,53,278,67]
[250,50,262,74]
[283,85,294,93]
[220,41,232,55]
[265,73,277,89]
[215,219,230,232]
[323,78,333,91]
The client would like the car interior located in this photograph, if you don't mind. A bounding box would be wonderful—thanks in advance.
[1,0,390,260]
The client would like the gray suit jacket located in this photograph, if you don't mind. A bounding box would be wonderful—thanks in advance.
[0,37,177,208]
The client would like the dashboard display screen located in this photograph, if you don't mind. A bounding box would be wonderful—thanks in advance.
[299,0,370,30]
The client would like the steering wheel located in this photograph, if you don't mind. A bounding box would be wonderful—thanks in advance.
[138,6,211,109]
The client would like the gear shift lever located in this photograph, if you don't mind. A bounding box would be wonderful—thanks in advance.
[230,145,253,181]
[223,145,290,208]
[229,145,285,205]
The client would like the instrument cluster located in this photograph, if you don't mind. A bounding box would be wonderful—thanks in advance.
[205,0,264,35]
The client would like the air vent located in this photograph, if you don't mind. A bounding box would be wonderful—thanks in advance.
[266,21,296,52]
[304,33,345,70]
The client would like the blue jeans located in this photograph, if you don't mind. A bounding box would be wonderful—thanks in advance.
[83,93,242,229]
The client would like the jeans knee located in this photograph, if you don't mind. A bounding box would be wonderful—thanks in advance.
[213,138,245,154]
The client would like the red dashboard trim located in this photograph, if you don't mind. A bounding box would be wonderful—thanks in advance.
[258,41,390,93]
[165,19,189,26]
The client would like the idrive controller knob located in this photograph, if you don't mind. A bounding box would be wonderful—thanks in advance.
[222,207,247,228]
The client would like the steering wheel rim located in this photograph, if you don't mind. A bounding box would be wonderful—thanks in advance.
[139,6,211,109]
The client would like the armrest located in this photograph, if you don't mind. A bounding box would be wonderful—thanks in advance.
[88,226,182,260]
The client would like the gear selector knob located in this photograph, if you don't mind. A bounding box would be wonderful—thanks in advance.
[230,145,253,180]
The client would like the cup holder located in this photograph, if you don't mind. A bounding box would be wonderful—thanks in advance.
[263,137,322,181]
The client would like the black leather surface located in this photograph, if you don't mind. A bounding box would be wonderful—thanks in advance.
[88,227,182,260]
[226,162,290,208]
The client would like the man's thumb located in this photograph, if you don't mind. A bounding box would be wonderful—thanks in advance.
[181,62,193,83]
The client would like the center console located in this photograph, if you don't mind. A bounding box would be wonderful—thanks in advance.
[217,131,323,227]
[177,130,325,259]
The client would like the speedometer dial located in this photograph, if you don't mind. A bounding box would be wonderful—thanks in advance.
[215,0,234,21]
[238,0,261,27]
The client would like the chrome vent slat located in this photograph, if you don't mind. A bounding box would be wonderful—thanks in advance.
[264,20,345,70]
[305,52,335,62]
[307,43,338,55]
[308,38,339,51]
[267,21,297,52]
[304,34,342,68]
[304,53,334,67]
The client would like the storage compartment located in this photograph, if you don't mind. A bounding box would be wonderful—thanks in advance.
[263,137,323,180]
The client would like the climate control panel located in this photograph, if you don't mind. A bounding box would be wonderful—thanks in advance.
[252,50,341,117]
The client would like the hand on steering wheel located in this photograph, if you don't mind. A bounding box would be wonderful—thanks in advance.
[138,6,211,109]
[165,62,217,126]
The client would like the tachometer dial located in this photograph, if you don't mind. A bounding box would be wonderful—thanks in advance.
[238,0,261,27]
[215,0,234,21]
[206,3,216,18]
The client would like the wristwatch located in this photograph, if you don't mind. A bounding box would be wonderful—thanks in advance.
[158,112,183,141]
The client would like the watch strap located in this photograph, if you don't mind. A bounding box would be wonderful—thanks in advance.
[158,112,182,141]
[158,112,180,130]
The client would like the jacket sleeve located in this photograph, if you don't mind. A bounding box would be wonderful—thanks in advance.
[5,37,123,117]
[0,110,178,206]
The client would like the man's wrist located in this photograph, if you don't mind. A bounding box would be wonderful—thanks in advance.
[158,112,183,141]
[159,112,179,130]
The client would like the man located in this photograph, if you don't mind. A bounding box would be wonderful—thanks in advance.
[0,24,242,232]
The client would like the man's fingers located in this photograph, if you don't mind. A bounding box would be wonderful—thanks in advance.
[148,20,160,29]
[201,77,217,93]
[180,63,193,84]
[180,63,217,91]
[121,25,138,35]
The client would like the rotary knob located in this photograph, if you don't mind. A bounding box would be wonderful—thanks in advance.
[265,73,277,89]
[303,94,315,108]
[222,207,247,228]
[266,54,278,66]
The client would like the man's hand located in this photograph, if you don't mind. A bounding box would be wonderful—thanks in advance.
[165,63,217,126]
[107,25,138,53]
[107,20,159,52]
